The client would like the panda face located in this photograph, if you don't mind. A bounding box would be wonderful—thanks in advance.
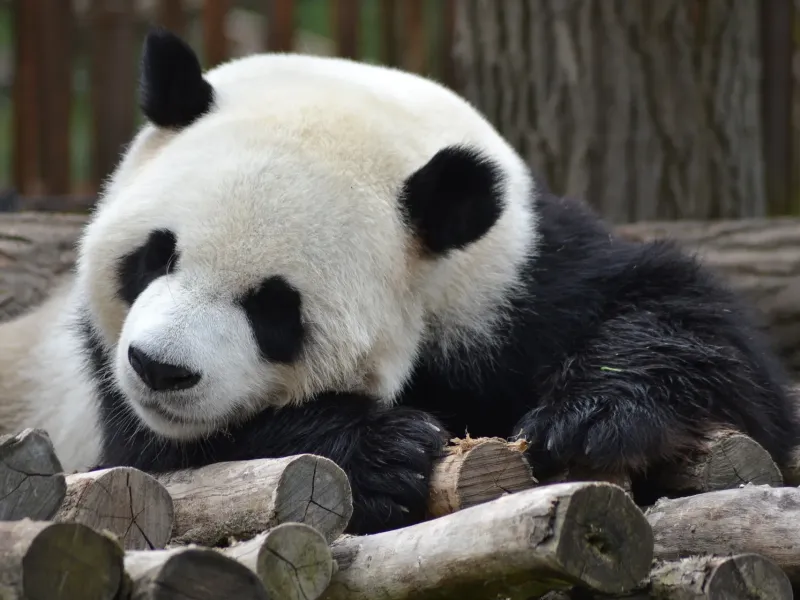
[78,118,427,439]
[74,30,537,441]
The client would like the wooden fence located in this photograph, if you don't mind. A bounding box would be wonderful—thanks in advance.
[7,0,455,211]
[4,1,799,218]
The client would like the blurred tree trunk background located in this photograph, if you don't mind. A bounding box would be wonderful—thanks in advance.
[452,0,767,224]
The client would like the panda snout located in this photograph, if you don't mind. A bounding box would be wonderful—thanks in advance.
[128,345,201,392]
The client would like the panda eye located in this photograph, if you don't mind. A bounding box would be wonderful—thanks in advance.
[239,275,305,363]
[117,229,178,304]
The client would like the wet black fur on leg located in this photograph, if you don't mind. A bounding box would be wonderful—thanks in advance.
[80,319,447,535]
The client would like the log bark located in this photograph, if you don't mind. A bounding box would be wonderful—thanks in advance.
[0,212,84,323]
[645,484,800,583]
[221,522,334,600]
[453,0,765,223]
[322,481,653,600]
[617,217,800,372]
[55,466,174,551]
[155,455,353,547]
[0,428,66,521]
[123,546,268,600]
[651,430,783,494]
[427,436,536,518]
[540,553,792,599]
[646,554,792,600]
[0,518,124,600]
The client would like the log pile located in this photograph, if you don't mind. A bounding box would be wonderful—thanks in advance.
[0,427,798,599]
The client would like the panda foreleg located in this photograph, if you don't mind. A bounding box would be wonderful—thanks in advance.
[98,392,448,535]
[237,393,450,535]
[513,310,795,481]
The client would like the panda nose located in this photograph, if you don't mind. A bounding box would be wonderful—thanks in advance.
[128,345,201,392]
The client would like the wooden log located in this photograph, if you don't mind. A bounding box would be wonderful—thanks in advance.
[123,546,268,600]
[55,466,174,550]
[0,428,66,521]
[540,553,793,599]
[0,518,124,600]
[155,455,353,547]
[427,436,536,518]
[221,522,334,600]
[647,554,792,599]
[323,481,654,599]
[652,429,783,494]
[645,484,800,583]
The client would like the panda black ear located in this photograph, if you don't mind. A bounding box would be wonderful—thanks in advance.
[139,27,214,129]
[400,146,505,256]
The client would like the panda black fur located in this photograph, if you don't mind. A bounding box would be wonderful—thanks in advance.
[2,29,799,536]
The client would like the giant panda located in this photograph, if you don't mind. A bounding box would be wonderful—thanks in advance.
[1,28,798,535]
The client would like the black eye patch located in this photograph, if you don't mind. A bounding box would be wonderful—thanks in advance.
[117,229,178,305]
[239,276,305,363]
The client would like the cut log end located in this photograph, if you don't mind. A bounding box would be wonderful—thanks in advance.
[272,455,353,543]
[223,522,334,600]
[124,546,268,600]
[655,430,783,493]
[158,454,353,547]
[652,554,792,600]
[0,519,124,600]
[0,428,66,521]
[540,553,791,599]
[554,482,653,593]
[427,438,536,518]
[56,466,174,550]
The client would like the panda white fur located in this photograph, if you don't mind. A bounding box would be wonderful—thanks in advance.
[1,29,798,534]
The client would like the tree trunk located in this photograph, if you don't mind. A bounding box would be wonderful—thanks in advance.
[453,0,765,223]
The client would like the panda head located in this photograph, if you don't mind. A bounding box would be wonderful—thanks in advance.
[76,29,536,441]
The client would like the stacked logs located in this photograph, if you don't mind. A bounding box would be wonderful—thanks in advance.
[0,427,798,600]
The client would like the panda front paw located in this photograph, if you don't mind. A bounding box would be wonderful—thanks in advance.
[514,402,666,481]
[343,408,448,535]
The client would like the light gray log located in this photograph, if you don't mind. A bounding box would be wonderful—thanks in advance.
[123,546,268,600]
[0,518,124,600]
[540,553,792,599]
[155,455,353,546]
[222,522,334,600]
[645,484,800,583]
[55,466,174,550]
[653,430,783,493]
[0,428,66,521]
[323,481,653,599]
